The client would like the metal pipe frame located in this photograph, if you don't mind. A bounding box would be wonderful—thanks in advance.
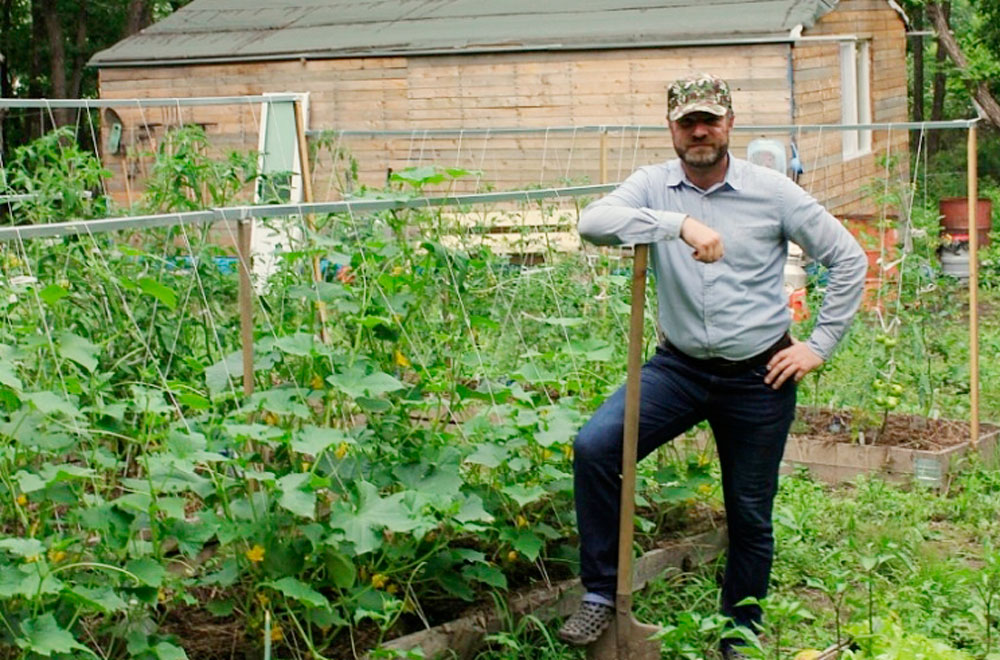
[308,119,978,138]
[0,184,615,242]
[0,94,305,109]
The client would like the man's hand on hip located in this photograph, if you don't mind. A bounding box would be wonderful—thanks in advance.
[764,338,823,390]
[680,216,723,263]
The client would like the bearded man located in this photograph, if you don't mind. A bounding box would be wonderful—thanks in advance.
[557,73,867,659]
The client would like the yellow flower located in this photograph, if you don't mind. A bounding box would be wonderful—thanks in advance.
[301,462,311,472]
[371,573,388,589]
[47,549,66,564]
[394,350,411,368]
[515,515,528,528]
[386,583,399,595]
[15,494,26,506]
[697,484,713,495]
[24,554,40,564]
[270,624,284,642]
[310,374,324,390]
[263,411,279,426]
[561,445,574,460]
[256,592,270,606]
[507,550,519,562]
[542,449,554,460]
[157,589,167,603]
[697,453,711,467]
[245,544,266,563]
[391,266,404,276]
[334,442,349,460]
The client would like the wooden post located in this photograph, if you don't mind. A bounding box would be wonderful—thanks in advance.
[293,98,331,344]
[118,154,133,208]
[600,128,609,184]
[616,243,648,654]
[968,125,980,448]
[237,217,254,397]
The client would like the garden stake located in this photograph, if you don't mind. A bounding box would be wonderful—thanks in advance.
[293,97,331,344]
[587,243,662,660]
[237,216,254,397]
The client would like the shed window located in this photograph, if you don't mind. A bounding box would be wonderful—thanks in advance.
[840,40,872,160]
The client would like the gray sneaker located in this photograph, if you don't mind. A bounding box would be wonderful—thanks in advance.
[557,601,615,646]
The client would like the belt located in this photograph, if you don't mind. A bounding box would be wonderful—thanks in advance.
[658,332,792,377]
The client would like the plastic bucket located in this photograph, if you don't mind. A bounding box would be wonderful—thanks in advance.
[939,197,992,247]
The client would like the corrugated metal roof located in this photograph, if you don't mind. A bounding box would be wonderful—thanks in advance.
[91,0,841,67]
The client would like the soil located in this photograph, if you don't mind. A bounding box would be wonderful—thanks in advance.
[791,407,997,451]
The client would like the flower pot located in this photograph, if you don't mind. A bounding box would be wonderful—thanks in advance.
[939,197,992,247]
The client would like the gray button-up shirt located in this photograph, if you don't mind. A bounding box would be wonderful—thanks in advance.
[578,156,867,361]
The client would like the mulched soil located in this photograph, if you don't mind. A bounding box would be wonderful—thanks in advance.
[792,407,997,451]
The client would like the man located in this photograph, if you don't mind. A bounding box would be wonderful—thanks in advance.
[557,73,867,657]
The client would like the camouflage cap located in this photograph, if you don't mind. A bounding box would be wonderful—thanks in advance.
[667,73,732,121]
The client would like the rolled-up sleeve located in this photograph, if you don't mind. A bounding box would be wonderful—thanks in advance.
[781,181,868,360]
[579,167,687,246]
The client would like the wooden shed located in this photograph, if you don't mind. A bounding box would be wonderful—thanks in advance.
[91,0,910,214]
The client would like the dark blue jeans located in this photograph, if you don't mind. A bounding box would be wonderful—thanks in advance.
[573,346,796,634]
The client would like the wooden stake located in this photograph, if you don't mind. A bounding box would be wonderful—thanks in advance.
[237,217,254,397]
[616,243,648,655]
[968,125,979,448]
[600,128,609,184]
[293,98,331,344]
[118,154,133,208]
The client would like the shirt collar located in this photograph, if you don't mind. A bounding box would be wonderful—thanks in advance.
[666,153,743,192]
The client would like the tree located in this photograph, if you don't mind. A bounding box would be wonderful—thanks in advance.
[0,0,192,152]
[927,1,1000,129]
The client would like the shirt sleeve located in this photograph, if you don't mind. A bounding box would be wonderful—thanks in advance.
[781,179,868,361]
[578,167,687,246]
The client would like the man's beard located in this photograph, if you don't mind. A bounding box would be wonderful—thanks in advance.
[677,141,728,169]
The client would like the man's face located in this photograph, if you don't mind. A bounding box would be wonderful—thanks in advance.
[669,111,734,169]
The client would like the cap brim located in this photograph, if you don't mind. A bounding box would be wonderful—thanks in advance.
[669,103,729,121]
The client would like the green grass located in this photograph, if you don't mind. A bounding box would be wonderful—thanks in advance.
[476,459,1000,660]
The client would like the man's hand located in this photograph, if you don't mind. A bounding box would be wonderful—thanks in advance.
[764,338,823,390]
[680,216,723,263]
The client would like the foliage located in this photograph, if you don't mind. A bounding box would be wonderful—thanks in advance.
[0,132,714,658]
[2,127,1000,658]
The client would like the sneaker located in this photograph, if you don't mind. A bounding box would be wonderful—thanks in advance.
[557,601,615,646]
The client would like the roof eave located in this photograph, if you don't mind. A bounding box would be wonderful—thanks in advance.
[90,33,799,68]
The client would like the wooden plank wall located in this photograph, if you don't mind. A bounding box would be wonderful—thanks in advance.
[97,0,910,218]
[97,45,792,203]
[792,0,910,216]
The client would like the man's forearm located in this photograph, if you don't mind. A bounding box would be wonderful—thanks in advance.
[578,199,686,246]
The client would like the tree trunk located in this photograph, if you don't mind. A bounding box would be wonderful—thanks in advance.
[127,0,153,36]
[40,0,72,126]
[927,1,1000,130]
[928,1,950,153]
[28,0,44,136]
[0,0,13,157]
[911,6,925,154]
[68,0,88,99]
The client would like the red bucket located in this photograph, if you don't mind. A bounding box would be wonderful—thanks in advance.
[939,197,992,247]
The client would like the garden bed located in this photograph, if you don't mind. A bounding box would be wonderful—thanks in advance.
[783,407,999,487]
[373,526,728,659]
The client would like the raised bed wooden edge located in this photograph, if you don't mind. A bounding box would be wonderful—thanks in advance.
[371,527,728,659]
[782,427,999,488]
